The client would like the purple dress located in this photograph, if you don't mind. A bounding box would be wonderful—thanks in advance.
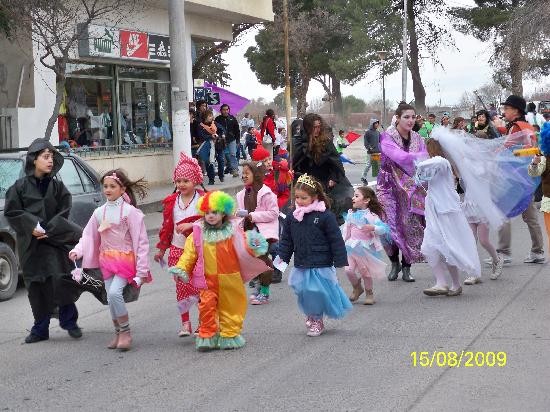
[376,128,428,264]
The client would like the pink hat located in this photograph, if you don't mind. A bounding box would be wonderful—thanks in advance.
[173,152,203,185]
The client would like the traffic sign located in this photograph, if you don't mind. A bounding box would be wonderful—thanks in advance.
[194,87,206,102]
[207,91,220,106]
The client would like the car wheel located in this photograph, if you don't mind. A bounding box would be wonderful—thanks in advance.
[0,243,18,301]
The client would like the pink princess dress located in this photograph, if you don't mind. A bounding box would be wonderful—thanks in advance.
[343,209,390,279]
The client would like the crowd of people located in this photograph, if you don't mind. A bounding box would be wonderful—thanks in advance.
[189,102,288,185]
[4,93,549,352]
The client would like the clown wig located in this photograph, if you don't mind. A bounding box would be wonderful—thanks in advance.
[197,191,236,216]
[540,122,550,156]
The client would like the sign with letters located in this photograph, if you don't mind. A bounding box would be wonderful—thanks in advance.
[79,25,171,63]
[149,34,171,61]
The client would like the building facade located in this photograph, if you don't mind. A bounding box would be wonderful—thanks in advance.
[0,0,272,155]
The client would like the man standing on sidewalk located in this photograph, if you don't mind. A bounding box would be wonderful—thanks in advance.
[216,104,241,177]
[361,119,381,184]
[491,95,545,265]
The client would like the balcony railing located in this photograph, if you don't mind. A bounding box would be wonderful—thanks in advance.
[66,142,173,158]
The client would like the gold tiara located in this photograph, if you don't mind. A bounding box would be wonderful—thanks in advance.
[297,173,316,189]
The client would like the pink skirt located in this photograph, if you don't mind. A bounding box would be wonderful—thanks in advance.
[99,249,136,281]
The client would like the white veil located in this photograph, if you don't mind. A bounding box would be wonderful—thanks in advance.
[430,127,537,230]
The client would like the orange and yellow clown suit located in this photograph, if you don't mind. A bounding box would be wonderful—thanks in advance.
[175,221,269,351]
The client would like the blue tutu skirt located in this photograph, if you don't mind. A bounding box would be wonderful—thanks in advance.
[288,267,352,319]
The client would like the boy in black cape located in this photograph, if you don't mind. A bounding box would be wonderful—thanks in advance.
[4,138,91,343]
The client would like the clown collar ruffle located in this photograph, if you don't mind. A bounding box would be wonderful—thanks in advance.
[202,221,234,243]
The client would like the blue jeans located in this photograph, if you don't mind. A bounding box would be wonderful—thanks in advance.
[227,140,238,172]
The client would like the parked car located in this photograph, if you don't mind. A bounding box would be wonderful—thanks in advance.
[0,151,105,300]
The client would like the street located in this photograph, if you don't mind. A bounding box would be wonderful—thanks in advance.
[0,160,549,411]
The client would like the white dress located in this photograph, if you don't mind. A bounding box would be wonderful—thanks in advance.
[415,156,481,276]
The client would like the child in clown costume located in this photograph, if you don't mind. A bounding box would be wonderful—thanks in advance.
[170,191,270,351]
[154,152,204,337]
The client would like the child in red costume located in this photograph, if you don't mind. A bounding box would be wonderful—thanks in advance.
[251,146,292,210]
[154,152,204,337]
[251,146,292,283]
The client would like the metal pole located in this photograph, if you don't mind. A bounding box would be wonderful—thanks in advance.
[283,0,292,155]
[402,0,408,103]
[382,68,386,128]
[169,0,191,165]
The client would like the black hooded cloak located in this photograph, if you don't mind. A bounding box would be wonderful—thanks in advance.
[4,139,102,304]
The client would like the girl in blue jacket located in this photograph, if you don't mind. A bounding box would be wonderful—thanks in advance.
[276,174,351,337]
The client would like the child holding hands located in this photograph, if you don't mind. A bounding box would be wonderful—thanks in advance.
[69,169,150,351]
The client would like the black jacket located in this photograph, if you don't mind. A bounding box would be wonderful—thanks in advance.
[278,210,348,269]
[4,139,81,287]
[215,114,240,143]
[292,134,349,189]
[364,128,381,154]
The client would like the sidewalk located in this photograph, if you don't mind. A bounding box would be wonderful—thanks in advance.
[140,139,370,234]
[139,176,244,234]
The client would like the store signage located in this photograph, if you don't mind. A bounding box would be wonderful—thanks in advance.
[79,25,170,62]
[120,30,149,59]
[149,34,171,61]
[78,24,120,58]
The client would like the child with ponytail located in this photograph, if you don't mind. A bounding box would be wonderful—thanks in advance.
[69,169,151,351]
[343,187,389,305]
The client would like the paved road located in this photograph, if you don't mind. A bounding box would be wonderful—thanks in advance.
[1,162,549,411]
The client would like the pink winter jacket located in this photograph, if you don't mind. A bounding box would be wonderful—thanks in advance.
[236,184,279,241]
[70,205,150,278]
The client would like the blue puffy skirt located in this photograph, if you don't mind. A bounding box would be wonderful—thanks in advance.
[288,267,352,319]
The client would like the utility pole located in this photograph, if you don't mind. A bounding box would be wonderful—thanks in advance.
[169,0,191,165]
[377,51,388,127]
[283,0,292,157]
[402,0,408,103]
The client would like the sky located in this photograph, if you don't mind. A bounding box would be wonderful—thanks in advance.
[222,0,547,110]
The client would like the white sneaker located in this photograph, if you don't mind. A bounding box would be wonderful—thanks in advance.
[490,254,504,280]
[464,276,482,285]
[484,255,512,266]
[523,252,546,264]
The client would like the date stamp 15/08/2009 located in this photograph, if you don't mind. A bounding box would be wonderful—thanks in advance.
[410,351,507,368]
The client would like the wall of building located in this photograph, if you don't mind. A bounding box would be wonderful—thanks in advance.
[85,151,173,186]
[17,45,58,146]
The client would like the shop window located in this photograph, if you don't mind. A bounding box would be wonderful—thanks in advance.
[119,80,171,145]
[62,77,114,148]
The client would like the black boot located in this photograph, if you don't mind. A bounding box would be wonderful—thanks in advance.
[388,261,401,281]
[271,269,282,284]
[401,266,415,282]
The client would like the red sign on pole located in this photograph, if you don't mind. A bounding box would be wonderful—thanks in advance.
[120,30,149,59]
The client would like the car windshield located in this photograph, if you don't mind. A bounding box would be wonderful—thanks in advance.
[0,159,23,199]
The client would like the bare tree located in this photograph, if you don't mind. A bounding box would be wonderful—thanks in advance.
[3,0,139,139]
[192,23,257,85]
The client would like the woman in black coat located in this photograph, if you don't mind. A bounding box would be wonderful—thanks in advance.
[4,139,84,343]
[292,113,353,223]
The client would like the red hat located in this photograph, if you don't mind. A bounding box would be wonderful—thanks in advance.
[251,146,271,161]
[173,152,203,185]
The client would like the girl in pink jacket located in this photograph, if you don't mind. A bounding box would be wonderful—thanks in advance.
[236,161,279,304]
[69,169,150,351]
